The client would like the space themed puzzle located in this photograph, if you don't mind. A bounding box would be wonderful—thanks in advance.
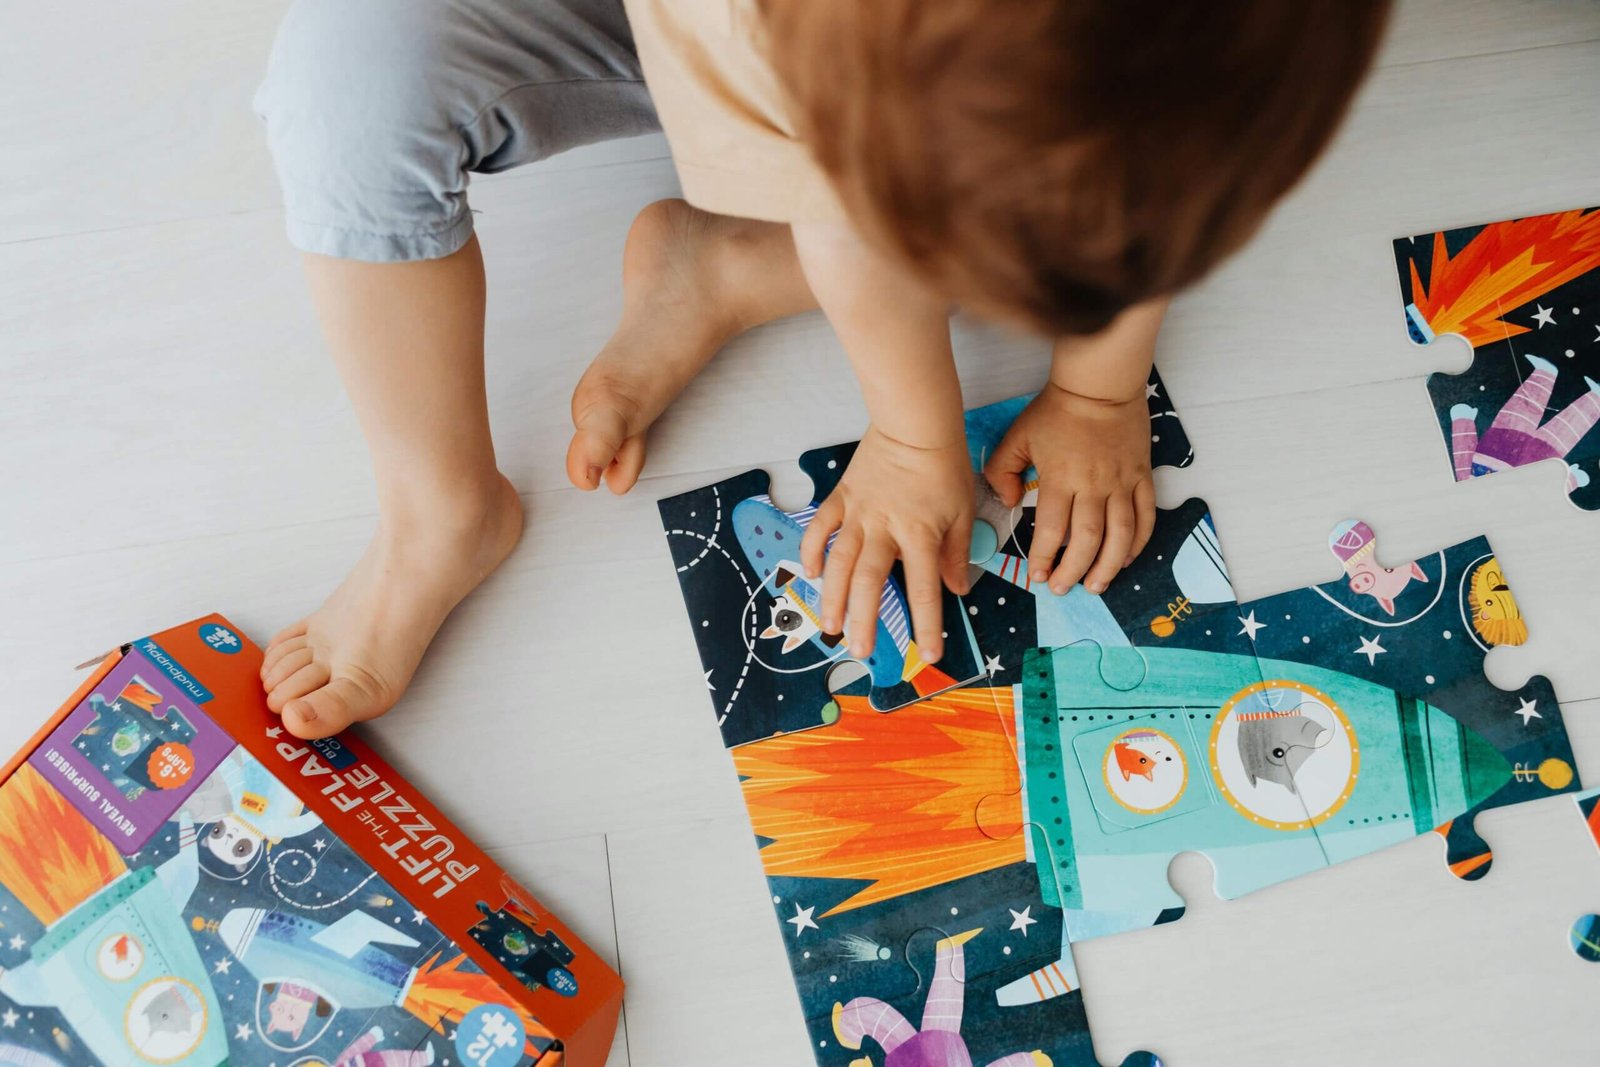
[659,386,1582,1065]
[0,615,622,1067]
[1395,206,1600,510]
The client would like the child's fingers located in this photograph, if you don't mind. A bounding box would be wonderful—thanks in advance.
[901,533,946,663]
[1051,493,1105,593]
[1028,489,1070,591]
[939,516,974,596]
[801,496,843,580]
[982,428,1030,507]
[846,535,897,659]
[1083,493,1135,594]
[1129,478,1157,564]
[820,524,862,635]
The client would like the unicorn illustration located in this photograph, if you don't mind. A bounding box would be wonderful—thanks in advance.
[831,929,1051,1067]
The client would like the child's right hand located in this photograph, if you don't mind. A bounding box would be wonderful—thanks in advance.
[983,382,1156,596]
[798,425,975,664]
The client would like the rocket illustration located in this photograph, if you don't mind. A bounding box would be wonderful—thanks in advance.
[204,906,557,1054]
[0,768,226,1067]
[213,907,423,1013]
[733,494,958,697]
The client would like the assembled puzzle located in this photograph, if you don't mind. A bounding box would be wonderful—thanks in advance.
[660,383,1581,1065]
[1394,206,1600,510]
[0,616,623,1067]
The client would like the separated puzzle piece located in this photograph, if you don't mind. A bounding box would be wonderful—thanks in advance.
[1394,207,1600,509]
[748,687,1160,1065]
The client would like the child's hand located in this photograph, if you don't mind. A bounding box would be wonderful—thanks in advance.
[984,382,1155,595]
[799,426,975,663]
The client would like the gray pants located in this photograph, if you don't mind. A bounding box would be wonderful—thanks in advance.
[254,0,659,262]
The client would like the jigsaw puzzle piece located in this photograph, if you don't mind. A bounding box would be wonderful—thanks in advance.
[1393,207,1600,510]
[729,682,1156,1064]
[1235,519,1581,882]
[1567,791,1600,963]
[660,464,986,743]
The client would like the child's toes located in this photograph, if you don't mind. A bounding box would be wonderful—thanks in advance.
[262,646,315,691]
[602,434,647,494]
[266,660,331,714]
[566,410,628,491]
[282,677,382,740]
[260,632,309,680]
[267,619,310,649]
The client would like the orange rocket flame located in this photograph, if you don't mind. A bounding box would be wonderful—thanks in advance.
[0,763,127,925]
[402,951,556,1052]
[117,679,163,713]
[1408,209,1600,348]
[733,687,1026,917]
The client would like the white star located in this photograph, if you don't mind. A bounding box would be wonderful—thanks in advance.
[1145,381,1160,400]
[984,655,1004,676]
[1237,611,1266,640]
[786,903,819,937]
[1593,324,1600,343]
[1353,636,1386,666]
[212,957,232,975]
[7,934,24,950]
[313,838,328,851]
[1009,906,1038,937]
[1532,304,1556,328]
[235,1023,253,1041]
[0,1008,16,1028]
[110,701,123,712]
[1514,697,1542,725]
[412,908,428,925]
[704,669,715,692]
[265,726,282,739]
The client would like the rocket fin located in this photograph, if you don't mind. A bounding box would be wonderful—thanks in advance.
[314,908,421,957]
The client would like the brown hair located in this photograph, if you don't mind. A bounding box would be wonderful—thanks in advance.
[763,0,1392,336]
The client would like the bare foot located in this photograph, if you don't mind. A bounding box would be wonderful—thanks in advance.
[260,475,524,738]
[567,198,813,494]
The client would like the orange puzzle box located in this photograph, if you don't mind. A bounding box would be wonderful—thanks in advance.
[0,614,622,1067]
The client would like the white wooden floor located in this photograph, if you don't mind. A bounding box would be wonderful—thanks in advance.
[4,3,1600,1063]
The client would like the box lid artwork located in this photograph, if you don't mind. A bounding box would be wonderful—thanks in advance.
[0,615,623,1067]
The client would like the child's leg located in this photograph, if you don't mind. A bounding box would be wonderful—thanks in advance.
[254,0,657,736]
[260,239,520,736]
[567,200,819,493]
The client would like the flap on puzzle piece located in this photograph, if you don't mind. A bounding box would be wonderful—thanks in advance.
[1392,208,1600,510]
[1236,518,1581,883]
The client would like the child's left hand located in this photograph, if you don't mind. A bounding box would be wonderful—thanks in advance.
[983,382,1156,596]
[798,425,975,664]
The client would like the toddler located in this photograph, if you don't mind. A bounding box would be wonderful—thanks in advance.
[253,0,1391,738]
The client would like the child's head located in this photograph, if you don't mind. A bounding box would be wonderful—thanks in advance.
[764,0,1391,335]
